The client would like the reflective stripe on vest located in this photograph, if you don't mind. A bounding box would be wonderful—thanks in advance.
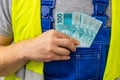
[4,0,44,80]
[103,0,120,80]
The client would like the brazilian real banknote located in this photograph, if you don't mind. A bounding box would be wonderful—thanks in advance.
[55,12,103,47]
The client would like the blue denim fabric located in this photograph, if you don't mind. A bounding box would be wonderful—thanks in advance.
[44,27,111,80]
[41,0,110,79]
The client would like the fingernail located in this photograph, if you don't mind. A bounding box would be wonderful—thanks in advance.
[73,48,76,52]
[76,40,80,45]
[67,56,71,59]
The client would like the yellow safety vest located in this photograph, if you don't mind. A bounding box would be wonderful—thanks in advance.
[4,0,44,80]
[103,0,120,80]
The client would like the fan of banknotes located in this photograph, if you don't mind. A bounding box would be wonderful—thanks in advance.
[55,12,103,47]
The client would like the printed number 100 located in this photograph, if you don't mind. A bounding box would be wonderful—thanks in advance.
[57,13,63,24]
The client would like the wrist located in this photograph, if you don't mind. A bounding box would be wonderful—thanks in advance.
[13,40,32,62]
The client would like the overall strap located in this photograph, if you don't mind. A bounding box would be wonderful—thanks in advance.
[92,0,109,27]
[41,0,56,32]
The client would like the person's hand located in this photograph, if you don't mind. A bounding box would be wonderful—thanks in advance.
[25,30,80,62]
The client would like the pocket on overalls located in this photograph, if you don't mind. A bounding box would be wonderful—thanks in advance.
[73,44,101,80]
[44,44,101,80]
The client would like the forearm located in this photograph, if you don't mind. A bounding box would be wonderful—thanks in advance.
[0,40,31,76]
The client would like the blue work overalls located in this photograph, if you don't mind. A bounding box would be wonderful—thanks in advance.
[41,0,111,80]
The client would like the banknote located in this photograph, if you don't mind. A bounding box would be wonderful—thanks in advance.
[55,12,102,47]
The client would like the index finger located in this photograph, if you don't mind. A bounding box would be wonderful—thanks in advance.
[55,30,70,39]
[55,30,80,45]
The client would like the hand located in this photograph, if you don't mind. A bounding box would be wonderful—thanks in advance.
[25,29,80,62]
